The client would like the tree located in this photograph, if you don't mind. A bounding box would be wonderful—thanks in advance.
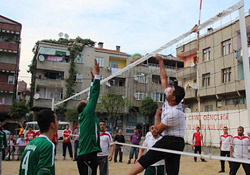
[8,100,29,120]
[100,93,129,135]
[140,97,158,124]
[65,108,78,123]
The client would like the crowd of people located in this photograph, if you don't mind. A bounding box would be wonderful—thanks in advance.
[0,57,249,175]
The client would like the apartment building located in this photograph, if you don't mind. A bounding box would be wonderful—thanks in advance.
[0,15,22,119]
[176,14,250,112]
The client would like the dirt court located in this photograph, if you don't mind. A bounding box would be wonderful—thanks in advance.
[3,154,245,175]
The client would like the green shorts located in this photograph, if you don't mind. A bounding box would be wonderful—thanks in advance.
[144,165,165,175]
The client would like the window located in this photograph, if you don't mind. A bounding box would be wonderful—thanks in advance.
[109,78,125,86]
[152,92,165,102]
[203,47,211,61]
[226,97,245,106]
[222,67,231,83]
[152,75,161,84]
[109,61,118,68]
[222,39,231,56]
[96,57,104,67]
[73,92,81,100]
[202,73,210,87]
[75,74,83,82]
[134,91,146,100]
[0,35,3,42]
[74,54,83,63]
[205,105,213,112]
[8,75,15,84]
[134,73,147,83]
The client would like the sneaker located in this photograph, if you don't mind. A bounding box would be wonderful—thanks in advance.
[114,160,117,163]
[119,160,122,163]
[201,159,207,162]
[194,159,197,162]
[127,160,131,164]
[218,170,225,173]
[63,157,66,160]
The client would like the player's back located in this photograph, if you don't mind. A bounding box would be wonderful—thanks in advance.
[19,135,55,175]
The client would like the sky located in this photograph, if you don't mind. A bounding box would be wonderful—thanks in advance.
[0,0,250,86]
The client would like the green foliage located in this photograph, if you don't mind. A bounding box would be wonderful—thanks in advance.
[65,108,78,123]
[140,97,158,123]
[8,100,29,120]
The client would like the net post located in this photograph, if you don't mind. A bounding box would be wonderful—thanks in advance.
[238,0,250,132]
[51,98,55,111]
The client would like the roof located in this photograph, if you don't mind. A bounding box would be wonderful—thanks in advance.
[95,48,130,57]
[0,15,22,26]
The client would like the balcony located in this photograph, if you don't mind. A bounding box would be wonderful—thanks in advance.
[0,82,14,92]
[36,60,68,71]
[33,99,53,108]
[0,23,21,33]
[0,104,11,112]
[36,78,63,88]
[0,63,16,72]
[185,89,197,99]
[0,42,19,53]
[176,66,196,79]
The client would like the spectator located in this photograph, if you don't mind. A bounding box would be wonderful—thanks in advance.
[73,124,79,161]
[229,126,250,175]
[62,124,73,160]
[16,134,26,160]
[6,134,16,161]
[97,120,114,175]
[52,132,58,156]
[128,129,141,164]
[114,129,125,163]
[218,126,232,173]
[25,126,36,142]
[0,122,7,174]
[192,126,206,162]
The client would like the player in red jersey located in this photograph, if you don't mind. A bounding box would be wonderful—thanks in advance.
[25,126,36,142]
[62,124,73,160]
[192,126,206,162]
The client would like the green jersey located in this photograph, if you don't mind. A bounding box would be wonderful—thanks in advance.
[0,130,7,149]
[78,77,101,156]
[19,135,55,175]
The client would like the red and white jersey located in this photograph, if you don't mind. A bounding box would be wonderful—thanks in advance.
[193,132,202,146]
[36,131,40,137]
[97,132,113,157]
[232,135,250,159]
[26,131,36,141]
[63,129,72,143]
[220,134,233,151]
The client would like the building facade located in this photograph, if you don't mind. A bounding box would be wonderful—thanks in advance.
[0,15,22,119]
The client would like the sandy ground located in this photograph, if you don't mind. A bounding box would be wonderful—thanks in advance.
[3,146,246,175]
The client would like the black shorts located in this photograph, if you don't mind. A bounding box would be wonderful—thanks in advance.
[138,136,184,174]
[77,152,97,175]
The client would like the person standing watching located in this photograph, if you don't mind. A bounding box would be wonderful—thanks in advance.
[229,126,250,175]
[218,126,232,173]
[19,109,58,175]
[25,126,36,142]
[62,124,73,160]
[114,129,125,163]
[192,126,206,162]
[136,125,165,175]
[6,134,16,161]
[73,124,79,161]
[97,120,114,175]
[76,59,102,175]
[0,122,7,174]
[128,129,141,164]
[16,134,25,161]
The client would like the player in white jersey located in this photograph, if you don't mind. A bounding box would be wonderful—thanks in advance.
[218,126,232,173]
[137,125,165,175]
[97,120,114,175]
[229,126,250,175]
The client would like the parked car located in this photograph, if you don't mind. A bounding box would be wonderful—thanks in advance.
[24,121,70,140]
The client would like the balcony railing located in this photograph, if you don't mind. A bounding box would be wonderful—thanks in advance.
[0,63,16,71]
[0,42,19,52]
[0,23,21,33]
[0,82,14,92]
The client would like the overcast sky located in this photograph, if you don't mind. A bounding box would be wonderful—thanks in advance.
[1,0,250,86]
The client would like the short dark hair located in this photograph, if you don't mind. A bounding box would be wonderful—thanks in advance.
[238,126,244,132]
[37,109,55,133]
[173,85,185,104]
[76,101,87,114]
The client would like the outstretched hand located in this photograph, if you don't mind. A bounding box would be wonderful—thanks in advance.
[94,59,100,75]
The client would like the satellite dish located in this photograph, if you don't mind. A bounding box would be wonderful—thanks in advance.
[38,55,45,62]
[34,93,40,100]
[64,33,69,39]
[58,32,64,38]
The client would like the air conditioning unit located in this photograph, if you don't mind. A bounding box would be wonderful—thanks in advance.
[187,62,195,67]
[217,101,222,108]
[107,67,111,71]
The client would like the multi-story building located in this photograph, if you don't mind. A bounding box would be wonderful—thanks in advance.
[17,80,30,103]
[176,14,250,112]
[0,15,22,119]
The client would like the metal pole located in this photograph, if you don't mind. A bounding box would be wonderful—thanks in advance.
[51,98,55,111]
[239,0,250,132]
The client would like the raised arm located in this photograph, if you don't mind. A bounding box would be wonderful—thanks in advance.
[155,55,170,90]
[154,108,167,134]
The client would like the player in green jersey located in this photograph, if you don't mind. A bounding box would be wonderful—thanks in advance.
[19,109,58,175]
[76,59,101,175]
